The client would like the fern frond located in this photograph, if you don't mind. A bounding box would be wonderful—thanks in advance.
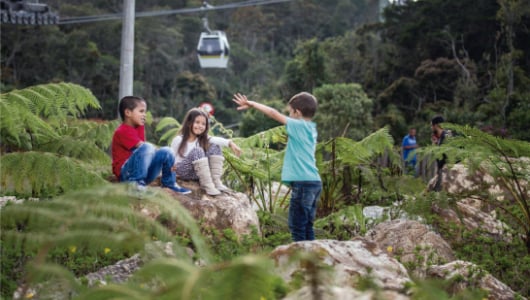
[2,229,147,256]
[237,126,287,148]
[155,117,181,145]
[209,115,234,138]
[155,117,181,133]
[61,186,202,243]
[211,255,277,300]
[1,82,102,151]
[225,148,282,181]
[1,202,171,244]
[222,126,287,181]
[26,262,82,298]
[0,187,208,257]
[1,184,211,299]
[132,258,199,298]
[0,93,58,150]
[158,128,180,146]
[16,82,101,118]
[445,124,530,158]
[419,124,530,169]
[357,127,395,154]
[126,255,278,300]
[0,152,108,197]
[36,136,111,164]
[56,119,119,150]
[321,128,394,166]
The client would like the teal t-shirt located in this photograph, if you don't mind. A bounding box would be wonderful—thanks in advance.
[281,117,321,182]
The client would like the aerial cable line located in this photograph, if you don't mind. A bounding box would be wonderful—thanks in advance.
[58,0,291,25]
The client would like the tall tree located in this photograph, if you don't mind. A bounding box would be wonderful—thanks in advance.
[313,83,374,141]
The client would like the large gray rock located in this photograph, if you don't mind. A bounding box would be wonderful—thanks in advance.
[427,162,529,200]
[270,238,411,292]
[427,164,504,196]
[455,198,512,242]
[427,260,524,300]
[431,198,512,243]
[365,219,455,277]
[166,180,260,237]
[426,162,525,242]
[84,254,143,286]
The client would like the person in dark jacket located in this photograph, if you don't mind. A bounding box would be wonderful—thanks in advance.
[430,115,448,191]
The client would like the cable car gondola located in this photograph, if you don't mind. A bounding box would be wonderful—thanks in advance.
[0,0,59,25]
[196,30,230,68]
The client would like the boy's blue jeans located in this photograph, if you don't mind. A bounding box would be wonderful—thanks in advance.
[288,181,322,242]
[119,143,177,187]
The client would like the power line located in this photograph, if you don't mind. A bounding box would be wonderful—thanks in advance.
[58,0,292,25]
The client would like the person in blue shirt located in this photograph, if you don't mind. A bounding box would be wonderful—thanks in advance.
[233,92,322,242]
[402,128,418,175]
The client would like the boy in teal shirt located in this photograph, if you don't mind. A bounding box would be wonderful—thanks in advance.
[233,92,322,241]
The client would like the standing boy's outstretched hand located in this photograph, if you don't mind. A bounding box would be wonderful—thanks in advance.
[233,92,287,124]
[233,93,252,110]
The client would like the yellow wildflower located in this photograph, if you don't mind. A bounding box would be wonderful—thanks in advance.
[25,292,34,299]
[387,246,393,254]
[104,248,111,254]
[69,245,77,253]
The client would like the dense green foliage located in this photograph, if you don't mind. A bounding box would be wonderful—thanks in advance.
[1,0,528,141]
[2,79,527,297]
[0,83,115,197]
[0,185,210,298]
[2,0,530,297]
[313,83,374,141]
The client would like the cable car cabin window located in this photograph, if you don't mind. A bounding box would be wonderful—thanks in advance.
[198,38,222,56]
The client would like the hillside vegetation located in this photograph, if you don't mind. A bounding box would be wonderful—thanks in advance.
[1,0,529,141]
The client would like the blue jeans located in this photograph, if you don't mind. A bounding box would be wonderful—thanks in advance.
[119,143,177,187]
[288,181,322,242]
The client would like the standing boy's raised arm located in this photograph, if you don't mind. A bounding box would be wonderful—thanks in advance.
[232,93,287,125]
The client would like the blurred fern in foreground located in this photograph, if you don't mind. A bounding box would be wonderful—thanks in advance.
[1,184,209,299]
[0,82,118,197]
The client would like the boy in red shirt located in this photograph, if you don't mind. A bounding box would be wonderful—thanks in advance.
[111,96,190,194]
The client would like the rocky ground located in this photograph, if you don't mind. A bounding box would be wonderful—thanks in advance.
[0,196,38,208]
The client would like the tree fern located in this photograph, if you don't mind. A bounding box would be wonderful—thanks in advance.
[315,127,396,214]
[321,127,395,166]
[1,82,101,151]
[1,185,210,298]
[0,93,57,150]
[317,128,391,174]
[55,118,120,150]
[1,83,117,198]
[36,136,111,164]
[0,152,108,197]
[12,82,100,119]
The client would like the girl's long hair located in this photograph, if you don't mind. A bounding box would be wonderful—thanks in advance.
[177,108,210,157]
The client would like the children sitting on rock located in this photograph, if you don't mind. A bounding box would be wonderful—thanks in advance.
[170,108,241,195]
[111,96,191,194]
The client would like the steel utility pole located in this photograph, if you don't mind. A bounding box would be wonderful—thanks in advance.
[118,0,135,100]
